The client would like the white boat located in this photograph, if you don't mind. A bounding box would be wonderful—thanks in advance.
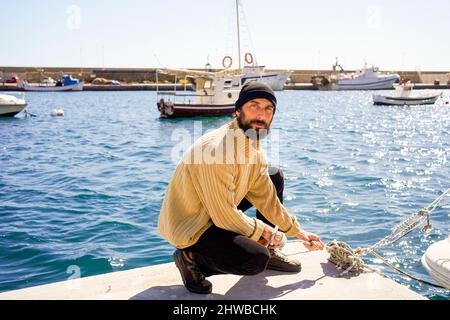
[0,93,28,117]
[18,74,83,92]
[331,61,400,90]
[422,234,450,289]
[240,65,290,91]
[224,0,289,91]
[373,82,442,105]
[156,69,241,118]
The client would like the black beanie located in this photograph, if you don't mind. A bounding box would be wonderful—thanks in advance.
[235,82,277,111]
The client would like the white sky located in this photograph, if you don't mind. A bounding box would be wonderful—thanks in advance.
[1,0,449,71]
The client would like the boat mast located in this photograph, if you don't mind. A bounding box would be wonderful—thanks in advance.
[236,0,241,70]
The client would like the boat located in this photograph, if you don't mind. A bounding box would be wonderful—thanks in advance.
[18,74,83,92]
[0,93,28,117]
[422,234,450,289]
[239,63,290,91]
[224,0,289,91]
[373,82,442,106]
[331,59,400,90]
[156,68,241,118]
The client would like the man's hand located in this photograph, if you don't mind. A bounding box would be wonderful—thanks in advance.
[297,230,325,251]
[261,225,286,249]
[269,231,287,249]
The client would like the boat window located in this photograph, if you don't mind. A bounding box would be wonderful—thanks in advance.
[224,80,232,88]
[204,80,212,89]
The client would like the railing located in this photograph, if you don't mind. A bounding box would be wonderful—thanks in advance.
[157,91,214,105]
[0,91,26,101]
[157,92,212,97]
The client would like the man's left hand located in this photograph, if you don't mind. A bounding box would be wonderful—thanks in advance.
[297,230,325,251]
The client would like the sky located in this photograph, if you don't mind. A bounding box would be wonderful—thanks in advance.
[1,0,449,71]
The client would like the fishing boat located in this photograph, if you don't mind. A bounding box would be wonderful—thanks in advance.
[240,63,290,91]
[18,74,83,92]
[373,82,442,106]
[0,93,27,117]
[223,0,289,91]
[331,59,400,90]
[156,69,241,118]
[422,234,450,289]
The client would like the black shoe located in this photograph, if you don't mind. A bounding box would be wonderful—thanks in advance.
[267,248,302,272]
[173,250,212,294]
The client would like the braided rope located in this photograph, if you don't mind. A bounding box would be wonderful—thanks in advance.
[288,188,450,283]
[325,240,366,275]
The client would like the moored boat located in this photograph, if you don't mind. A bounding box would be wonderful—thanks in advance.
[18,74,83,92]
[373,82,442,106]
[0,93,28,117]
[222,1,290,91]
[422,234,450,289]
[239,64,290,91]
[156,69,241,118]
[331,59,400,90]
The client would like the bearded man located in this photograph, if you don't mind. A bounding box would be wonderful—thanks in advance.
[158,82,324,294]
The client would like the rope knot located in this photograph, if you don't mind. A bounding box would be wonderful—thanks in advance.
[326,240,366,274]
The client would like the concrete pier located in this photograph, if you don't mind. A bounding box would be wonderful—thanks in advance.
[0,242,426,300]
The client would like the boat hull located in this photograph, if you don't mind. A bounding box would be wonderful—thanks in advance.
[0,94,28,116]
[421,235,450,289]
[333,76,399,90]
[0,104,28,117]
[19,81,84,92]
[373,93,441,106]
[157,101,235,118]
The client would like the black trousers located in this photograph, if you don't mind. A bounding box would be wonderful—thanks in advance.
[182,168,284,277]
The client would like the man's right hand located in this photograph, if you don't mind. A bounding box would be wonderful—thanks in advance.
[261,225,286,249]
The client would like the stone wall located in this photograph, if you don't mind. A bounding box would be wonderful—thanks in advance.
[1,66,449,84]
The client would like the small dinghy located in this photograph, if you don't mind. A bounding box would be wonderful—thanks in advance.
[373,82,442,106]
[421,234,450,289]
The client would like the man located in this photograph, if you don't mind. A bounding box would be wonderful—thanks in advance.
[158,82,324,294]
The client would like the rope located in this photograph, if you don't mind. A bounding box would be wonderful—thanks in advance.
[24,109,37,117]
[368,250,446,289]
[287,187,450,286]
[287,239,366,276]
[325,240,365,275]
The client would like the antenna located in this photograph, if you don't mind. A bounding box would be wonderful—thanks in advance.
[102,45,105,70]
[79,48,83,77]
[205,55,212,71]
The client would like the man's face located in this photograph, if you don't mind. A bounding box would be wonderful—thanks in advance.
[235,98,275,139]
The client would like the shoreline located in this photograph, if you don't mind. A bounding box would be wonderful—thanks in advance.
[1,66,449,90]
[1,83,450,92]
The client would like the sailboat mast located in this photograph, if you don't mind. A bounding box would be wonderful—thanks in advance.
[236,0,241,70]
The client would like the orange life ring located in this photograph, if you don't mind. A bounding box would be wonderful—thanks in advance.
[222,56,233,69]
[244,52,253,65]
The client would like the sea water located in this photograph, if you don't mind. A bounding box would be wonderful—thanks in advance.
[0,90,449,299]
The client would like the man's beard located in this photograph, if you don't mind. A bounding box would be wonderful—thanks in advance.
[236,112,271,140]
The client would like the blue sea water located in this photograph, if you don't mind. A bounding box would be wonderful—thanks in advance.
[0,90,449,299]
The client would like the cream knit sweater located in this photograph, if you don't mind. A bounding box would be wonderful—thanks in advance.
[158,119,301,249]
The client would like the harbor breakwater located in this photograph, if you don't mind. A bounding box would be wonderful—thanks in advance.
[1,66,449,91]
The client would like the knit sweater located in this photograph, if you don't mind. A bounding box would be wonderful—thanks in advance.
[158,119,301,249]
